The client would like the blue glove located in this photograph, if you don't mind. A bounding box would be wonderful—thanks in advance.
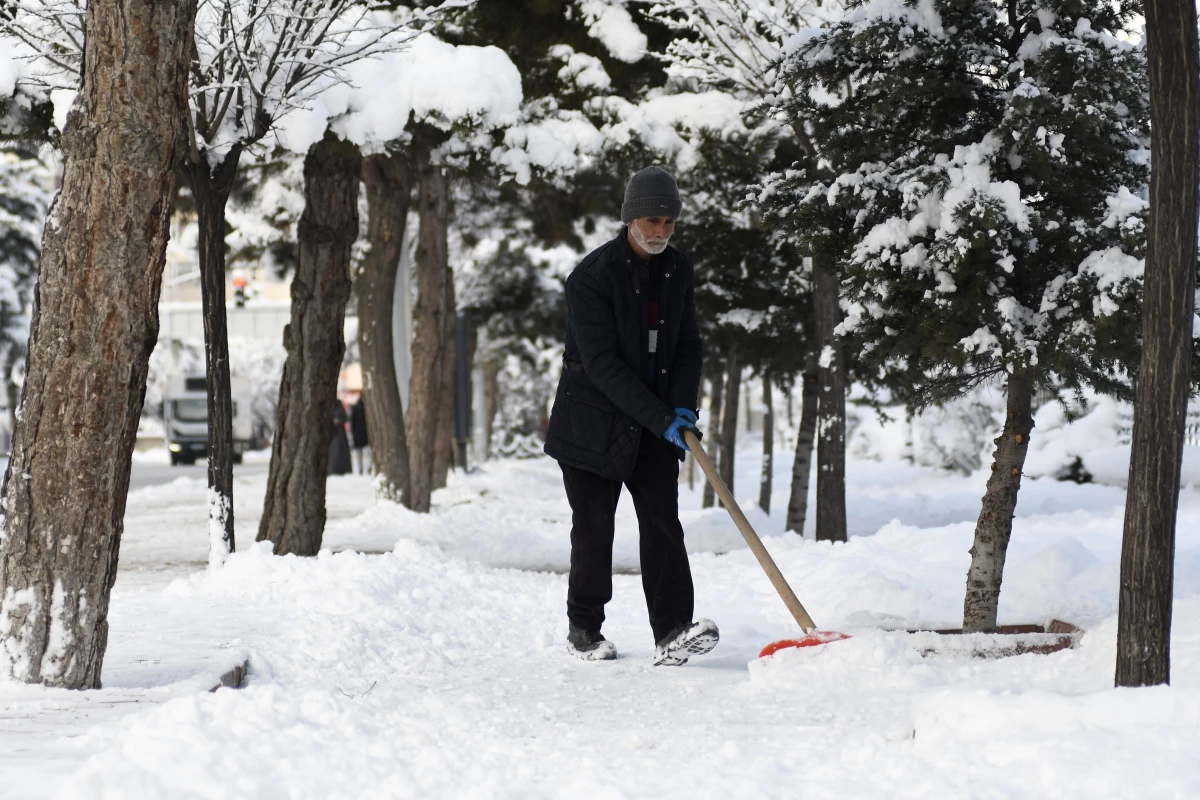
[663,408,699,452]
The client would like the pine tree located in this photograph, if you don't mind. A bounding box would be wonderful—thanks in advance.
[0,143,53,439]
[763,0,1151,630]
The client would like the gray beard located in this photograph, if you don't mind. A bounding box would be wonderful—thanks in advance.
[630,224,669,255]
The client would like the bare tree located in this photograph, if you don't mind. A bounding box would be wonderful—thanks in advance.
[8,0,447,562]
[813,265,846,542]
[759,374,774,513]
[785,365,818,534]
[0,0,196,688]
[1117,0,1200,687]
[718,347,742,501]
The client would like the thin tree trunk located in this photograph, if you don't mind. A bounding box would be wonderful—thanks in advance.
[963,372,1034,632]
[814,264,847,543]
[406,142,451,513]
[687,376,704,491]
[718,347,742,504]
[786,368,819,534]
[703,361,724,509]
[1117,0,1199,687]
[257,133,361,556]
[432,279,457,490]
[759,374,774,514]
[182,148,242,565]
[357,151,414,505]
[0,0,194,688]
[482,358,499,460]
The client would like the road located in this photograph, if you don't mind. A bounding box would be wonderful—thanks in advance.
[128,460,270,490]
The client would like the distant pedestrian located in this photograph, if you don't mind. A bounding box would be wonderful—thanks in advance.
[350,396,369,474]
[543,166,717,666]
[328,400,352,476]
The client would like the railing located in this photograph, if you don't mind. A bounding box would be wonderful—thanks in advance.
[1115,403,1200,447]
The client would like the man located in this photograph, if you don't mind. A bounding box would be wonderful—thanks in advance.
[544,166,718,666]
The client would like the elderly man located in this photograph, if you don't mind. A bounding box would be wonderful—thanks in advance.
[543,166,718,666]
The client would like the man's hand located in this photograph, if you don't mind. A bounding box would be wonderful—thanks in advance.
[663,407,699,453]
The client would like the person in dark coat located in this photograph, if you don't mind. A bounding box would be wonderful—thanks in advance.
[543,166,717,666]
[328,399,352,476]
[349,395,369,474]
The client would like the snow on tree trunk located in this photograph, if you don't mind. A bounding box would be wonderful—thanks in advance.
[718,347,741,503]
[758,374,774,514]
[481,359,499,461]
[0,0,195,689]
[432,277,457,489]
[786,368,819,535]
[963,372,1034,632]
[814,265,846,543]
[1117,0,1200,688]
[407,140,451,513]
[258,133,361,556]
[702,362,724,509]
[183,150,242,564]
[357,152,414,506]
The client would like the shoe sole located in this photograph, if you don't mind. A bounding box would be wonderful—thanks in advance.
[654,629,719,667]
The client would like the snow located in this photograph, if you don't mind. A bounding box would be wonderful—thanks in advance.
[0,425,1197,797]
[577,0,647,63]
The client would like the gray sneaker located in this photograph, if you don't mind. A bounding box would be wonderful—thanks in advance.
[567,624,617,661]
[653,619,719,666]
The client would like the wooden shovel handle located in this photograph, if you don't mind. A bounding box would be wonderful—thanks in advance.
[683,428,817,632]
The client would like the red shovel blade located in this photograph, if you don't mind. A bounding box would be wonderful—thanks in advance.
[759,631,852,658]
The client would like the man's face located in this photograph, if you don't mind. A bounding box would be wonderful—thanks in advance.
[629,216,676,255]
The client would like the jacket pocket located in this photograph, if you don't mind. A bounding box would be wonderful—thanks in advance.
[564,387,614,455]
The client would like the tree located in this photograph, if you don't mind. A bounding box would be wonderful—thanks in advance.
[356,149,415,504]
[1116,0,1200,687]
[763,0,1150,630]
[0,144,53,439]
[652,0,845,539]
[0,0,196,687]
[257,132,361,556]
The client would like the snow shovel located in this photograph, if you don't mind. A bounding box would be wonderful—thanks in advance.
[682,429,850,658]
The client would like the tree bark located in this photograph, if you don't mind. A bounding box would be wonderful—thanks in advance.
[257,133,361,556]
[0,0,195,688]
[357,151,414,505]
[759,374,774,514]
[814,264,847,543]
[432,278,457,490]
[1117,0,1199,687]
[182,148,242,565]
[962,372,1034,632]
[481,358,499,460]
[718,347,742,504]
[703,361,724,509]
[786,368,819,534]
[406,143,451,513]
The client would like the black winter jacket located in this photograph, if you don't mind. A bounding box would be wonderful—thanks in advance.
[544,228,704,480]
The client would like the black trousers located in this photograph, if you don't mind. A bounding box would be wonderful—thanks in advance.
[560,430,694,643]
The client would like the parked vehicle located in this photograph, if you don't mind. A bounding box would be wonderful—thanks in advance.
[163,374,253,466]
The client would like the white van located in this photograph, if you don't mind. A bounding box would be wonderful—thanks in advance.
[164,374,254,466]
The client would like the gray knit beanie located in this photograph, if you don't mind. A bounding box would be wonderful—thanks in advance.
[621,166,682,223]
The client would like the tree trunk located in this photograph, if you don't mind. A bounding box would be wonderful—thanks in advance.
[718,347,742,504]
[962,372,1034,632]
[183,148,242,565]
[687,376,705,491]
[703,361,724,509]
[257,133,361,556]
[759,374,774,514]
[814,264,847,543]
[406,145,451,513]
[1117,0,1199,687]
[786,368,819,535]
[482,358,499,460]
[357,151,414,505]
[432,279,457,490]
[0,0,194,689]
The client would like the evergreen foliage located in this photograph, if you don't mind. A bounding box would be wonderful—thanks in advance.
[759,0,1152,407]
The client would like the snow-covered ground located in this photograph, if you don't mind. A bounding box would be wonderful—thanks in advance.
[3,439,1199,798]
